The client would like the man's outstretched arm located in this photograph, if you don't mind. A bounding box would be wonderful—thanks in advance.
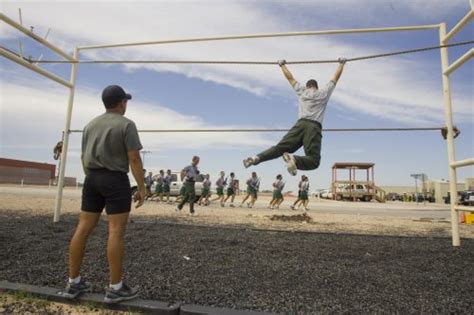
[278,60,297,87]
[331,58,347,83]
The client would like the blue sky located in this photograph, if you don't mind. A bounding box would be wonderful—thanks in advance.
[1,0,473,191]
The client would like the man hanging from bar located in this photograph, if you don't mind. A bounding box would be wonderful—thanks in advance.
[243,58,346,175]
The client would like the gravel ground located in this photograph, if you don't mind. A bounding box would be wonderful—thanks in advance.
[1,210,473,314]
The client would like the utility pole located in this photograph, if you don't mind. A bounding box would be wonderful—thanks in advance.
[410,173,424,204]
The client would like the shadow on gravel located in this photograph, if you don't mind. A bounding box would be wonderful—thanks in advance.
[269,212,313,223]
[1,210,473,314]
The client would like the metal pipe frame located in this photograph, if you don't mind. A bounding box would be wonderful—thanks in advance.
[77,24,440,51]
[455,206,474,212]
[443,48,474,75]
[439,23,461,247]
[68,127,444,133]
[1,47,72,88]
[0,13,74,61]
[53,48,79,222]
[442,9,474,43]
[450,158,474,168]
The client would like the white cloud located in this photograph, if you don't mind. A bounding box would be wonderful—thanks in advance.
[0,79,273,151]
[1,0,472,126]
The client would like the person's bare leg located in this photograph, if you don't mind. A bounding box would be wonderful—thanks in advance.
[240,194,250,206]
[107,212,130,284]
[69,212,101,279]
[278,198,284,207]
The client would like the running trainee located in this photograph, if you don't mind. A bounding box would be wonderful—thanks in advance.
[240,172,259,208]
[211,171,227,207]
[223,172,237,207]
[269,174,285,209]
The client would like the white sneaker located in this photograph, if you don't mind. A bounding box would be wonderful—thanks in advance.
[304,207,309,211]
[283,152,297,176]
[175,206,181,213]
[243,157,254,168]
[270,206,274,210]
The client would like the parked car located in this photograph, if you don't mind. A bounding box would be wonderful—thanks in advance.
[334,184,373,201]
[460,191,474,206]
[386,192,403,201]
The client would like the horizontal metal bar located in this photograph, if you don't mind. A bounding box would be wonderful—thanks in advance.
[450,158,474,168]
[455,206,474,212]
[0,13,74,61]
[78,24,440,50]
[33,40,474,65]
[443,10,474,43]
[69,127,443,133]
[443,49,474,75]
[0,47,72,88]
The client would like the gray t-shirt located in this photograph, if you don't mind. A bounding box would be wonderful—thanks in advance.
[293,80,336,123]
[183,164,199,182]
[273,179,285,192]
[202,178,211,189]
[82,112,142,173]
[216,176,226,188]
[247,177,259,190]
[301,181,310,192]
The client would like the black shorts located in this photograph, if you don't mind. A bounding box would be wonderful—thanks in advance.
[82,169,132,215]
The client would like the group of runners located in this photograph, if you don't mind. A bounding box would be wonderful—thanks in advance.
[156,157,312,214]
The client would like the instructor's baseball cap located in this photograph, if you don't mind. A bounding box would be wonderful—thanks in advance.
[101,85,132,108]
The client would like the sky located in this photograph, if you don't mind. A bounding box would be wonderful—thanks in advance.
[1,0,473,192]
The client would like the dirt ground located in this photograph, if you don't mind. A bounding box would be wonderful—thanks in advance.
[1,190,472,239]
[0,292,135,314]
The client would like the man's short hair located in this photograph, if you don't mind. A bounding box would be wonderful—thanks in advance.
[306,79,318,89]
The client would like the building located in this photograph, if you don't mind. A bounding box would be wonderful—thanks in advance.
[381,178,472,203]
[0,157,76,186]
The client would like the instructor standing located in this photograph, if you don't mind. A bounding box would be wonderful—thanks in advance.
[64,85,145,304]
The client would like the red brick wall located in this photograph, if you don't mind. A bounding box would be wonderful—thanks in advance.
[0,158,56,185]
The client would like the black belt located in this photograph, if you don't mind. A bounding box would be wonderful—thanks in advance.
[87,168,125,174]
[299,118,322,129]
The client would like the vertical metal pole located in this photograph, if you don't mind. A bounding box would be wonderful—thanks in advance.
[415,178,418,204]
[54,47,79,222]
[439,23,460,246]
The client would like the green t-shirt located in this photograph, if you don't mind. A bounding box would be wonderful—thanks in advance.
[82,112,142,174]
